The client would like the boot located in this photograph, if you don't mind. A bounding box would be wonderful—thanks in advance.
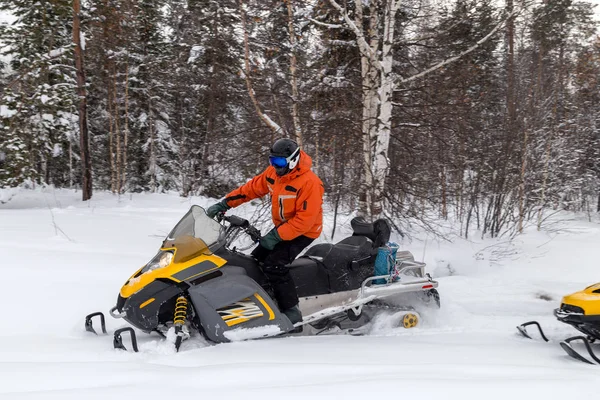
[283,305,303,333]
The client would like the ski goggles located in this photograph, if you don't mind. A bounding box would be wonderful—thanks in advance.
[269,148,299,168]
[269,156,289,168]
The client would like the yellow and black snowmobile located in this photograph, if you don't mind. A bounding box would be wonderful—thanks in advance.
[85,205,440,352]
[518,283,600,364]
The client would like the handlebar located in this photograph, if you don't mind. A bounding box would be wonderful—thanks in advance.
[220,214,262,243]
[224,215,249,228]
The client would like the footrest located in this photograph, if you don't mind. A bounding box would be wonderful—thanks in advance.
[516,321,549,342]
[113,327,139,352]
[85,312,107,335]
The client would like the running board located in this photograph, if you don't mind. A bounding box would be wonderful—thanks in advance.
[297,295,378,327]
[361,276,439,298]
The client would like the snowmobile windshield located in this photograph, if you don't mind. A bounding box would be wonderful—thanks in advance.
[161,206,223,263]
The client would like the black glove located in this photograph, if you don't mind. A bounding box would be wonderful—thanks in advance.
[206,200,229,218]
[259,228,282,250]
[251,244,270,263]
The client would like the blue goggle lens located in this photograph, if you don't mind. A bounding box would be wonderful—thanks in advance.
[269,156,288,168]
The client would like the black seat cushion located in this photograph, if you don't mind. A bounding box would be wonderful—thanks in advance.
[372,219,391,248]
[338,235,370,247]
[350,217,391,248]
[289,257,330,296]
[321,240,374,292]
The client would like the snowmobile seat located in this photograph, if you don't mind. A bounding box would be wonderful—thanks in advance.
[289,239,372,294]
[302,243,334,260]
[350,217,391,248]
[320,240,375,292]
[289,219,392,295]
[337,235,370,247]
[289,257,330,297]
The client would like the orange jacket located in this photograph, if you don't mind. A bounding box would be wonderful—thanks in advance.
[223,150,324,241]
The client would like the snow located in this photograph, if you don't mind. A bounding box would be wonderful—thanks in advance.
[187,45,205,63]
[224,325,283,341]
[0,105,17,118]
[1,187,600,399]
[47,48,67,58]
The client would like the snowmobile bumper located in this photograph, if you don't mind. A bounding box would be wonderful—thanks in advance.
[554,307,600,325]
[361,262,438,298]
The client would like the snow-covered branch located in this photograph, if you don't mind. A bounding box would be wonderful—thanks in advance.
[327,0,383,71]
[395,8,521,87]
[308,18,348,30]
[239,0,284,135]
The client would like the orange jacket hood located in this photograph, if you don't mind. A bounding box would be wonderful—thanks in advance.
[278,150,313,181]
[223,150,324,240]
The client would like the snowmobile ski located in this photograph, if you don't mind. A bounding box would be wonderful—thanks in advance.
[517,321,600,364]
[85,312,107,335]
[85,311,140,352]
[559,336,600,365]
[516,321,549,342]
[113,327,139,352]
[518,283,600,365]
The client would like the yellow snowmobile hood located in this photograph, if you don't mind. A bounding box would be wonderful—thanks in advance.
[561,283,600,315]
[120,244,226,299]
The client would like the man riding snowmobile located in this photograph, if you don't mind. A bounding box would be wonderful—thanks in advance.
[206,138,324,326]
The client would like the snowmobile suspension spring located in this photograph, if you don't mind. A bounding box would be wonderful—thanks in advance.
[173,296,188,326]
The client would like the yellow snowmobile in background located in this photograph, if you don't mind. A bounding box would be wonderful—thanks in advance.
[518,283,600,364]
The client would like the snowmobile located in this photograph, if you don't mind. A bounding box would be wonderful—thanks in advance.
[85,205,440,352]
[517,283,600,364]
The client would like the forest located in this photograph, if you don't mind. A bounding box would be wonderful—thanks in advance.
[1,0,599,237]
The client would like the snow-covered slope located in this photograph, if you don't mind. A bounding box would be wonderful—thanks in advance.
[1,188,599,399]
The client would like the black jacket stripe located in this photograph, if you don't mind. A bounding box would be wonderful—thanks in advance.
[225,194,246,203]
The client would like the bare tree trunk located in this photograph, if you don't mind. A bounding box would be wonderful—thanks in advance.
[537,132,552,229]
[68,140,73,188]
[507,0,526,233]
[518,128,528,232]
[149,96,156,193]
[285,0,302,146]
[108,84,116,193]
[113,77,122,193]
[441,166,448,219]
[73,0,92,201]
[122,62,130,193]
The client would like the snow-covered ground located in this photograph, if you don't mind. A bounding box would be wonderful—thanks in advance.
[1,187,599,399]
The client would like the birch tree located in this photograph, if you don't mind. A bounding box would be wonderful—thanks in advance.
[327,0,520,219]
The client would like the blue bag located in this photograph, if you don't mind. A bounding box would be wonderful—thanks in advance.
[373,242,399,284]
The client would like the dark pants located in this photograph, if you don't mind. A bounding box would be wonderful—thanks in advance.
[252,235,314,311]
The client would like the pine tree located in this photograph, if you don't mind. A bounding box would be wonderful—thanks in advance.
[166,0,249,197]
[0,0,77,187]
